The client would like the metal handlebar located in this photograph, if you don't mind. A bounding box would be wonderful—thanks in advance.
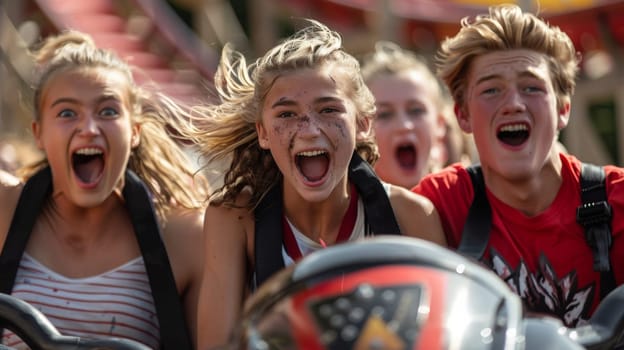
[0,293,151,350]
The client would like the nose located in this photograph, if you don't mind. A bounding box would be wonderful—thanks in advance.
[78,115,100,136]
[397,112,416,130]
[500,88,526,115]
[297,113,323,138]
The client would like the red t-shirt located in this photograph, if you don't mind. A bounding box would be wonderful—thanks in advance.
[413,153,624,327]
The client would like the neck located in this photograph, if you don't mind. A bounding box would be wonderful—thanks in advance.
[42,191,127,246]
[484,152,563,216]
[283,181,352,244]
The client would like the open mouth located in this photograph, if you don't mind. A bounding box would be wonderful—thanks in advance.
[396,144,417,170]
[497,123,530,146]
[296,150,329,182]
[72,147,104,185]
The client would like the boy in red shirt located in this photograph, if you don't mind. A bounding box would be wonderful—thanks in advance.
[413,4,624,327]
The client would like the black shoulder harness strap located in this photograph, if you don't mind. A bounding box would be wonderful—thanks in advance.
[0,167,52,294]
[122,170,192,350]
[253,180,284,289]
[460,163,615,299]
[457,165,492,260]
[254,151,400,287]
[0,167,191,350]
[347,151,401,236]
[576,163,615,299]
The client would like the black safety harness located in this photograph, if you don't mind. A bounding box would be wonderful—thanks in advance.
[458,163,615,299]
[0,167,192,350]
[254,151,401,287]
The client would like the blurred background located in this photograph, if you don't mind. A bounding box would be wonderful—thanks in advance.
[2,0,624,169]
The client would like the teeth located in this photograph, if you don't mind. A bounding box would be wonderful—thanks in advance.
[297,150,326,157]
[499,124,528,132]
[75,147,103,155]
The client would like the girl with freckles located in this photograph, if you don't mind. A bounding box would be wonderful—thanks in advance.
[187,19,446,349]
[0,31,207,349]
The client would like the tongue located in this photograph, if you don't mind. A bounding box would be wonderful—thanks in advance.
[397,147,416,168]
[75,157,104,184]
[300,155,328,181]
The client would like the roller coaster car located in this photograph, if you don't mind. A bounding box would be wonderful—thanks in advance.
[228,236,624,350]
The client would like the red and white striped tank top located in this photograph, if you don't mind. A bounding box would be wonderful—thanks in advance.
[3,253,159,349]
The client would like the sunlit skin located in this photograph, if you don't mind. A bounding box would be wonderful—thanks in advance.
[257,64,364,212]
[368,70,446,189]
[32,67,139,210]
[458,49,571,214]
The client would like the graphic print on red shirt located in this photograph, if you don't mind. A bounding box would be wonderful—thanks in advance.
[413,153,624,327]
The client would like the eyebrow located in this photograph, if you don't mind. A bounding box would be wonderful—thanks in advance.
[476,71,542,85]
[270,96,342,109]
[271,98,295,109]
[50,95,120,108]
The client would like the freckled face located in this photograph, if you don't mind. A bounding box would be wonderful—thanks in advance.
[256,66,360,202]
[368,70,444,189]
[462,49,569,180]
[32,67,139,208]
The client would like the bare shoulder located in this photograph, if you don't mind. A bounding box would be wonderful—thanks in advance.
[387,184,447,246]
[203,191,255,236]
[387,184,436,213]
[162,207,206,264]
[0,170,23,249]
[164,207,205,239]
[203,197,255,246]
[202,193,256,268]
[160,207,206,293]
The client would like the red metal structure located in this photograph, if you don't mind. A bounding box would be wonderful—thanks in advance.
[29,0,219,105]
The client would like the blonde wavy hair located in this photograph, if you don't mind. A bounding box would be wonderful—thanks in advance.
[24,30,207,220]
[436,4,580,113]
[188,19,377,209]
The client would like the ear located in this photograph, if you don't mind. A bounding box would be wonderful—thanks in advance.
[256,121,269,149]
[131,123,141,148]
[435,112,447,141]
[455,103,472,133]
[557,98,571,130]
[355,115,372,141]
[31,121,44,150]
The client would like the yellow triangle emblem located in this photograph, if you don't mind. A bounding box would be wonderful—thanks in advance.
[354,314,406,350]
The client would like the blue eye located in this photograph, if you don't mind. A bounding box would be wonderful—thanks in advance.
[58,109,76,118]
[99,107,119,118]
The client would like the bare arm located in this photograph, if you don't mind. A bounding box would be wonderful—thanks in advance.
[197,204,251,350]
[388,184,447,246]
[162,207,205,348]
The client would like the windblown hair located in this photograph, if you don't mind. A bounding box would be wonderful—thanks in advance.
[188,19,377,209]
[361,41,447,111]
[25,30,207,219]
[436,4,579,112]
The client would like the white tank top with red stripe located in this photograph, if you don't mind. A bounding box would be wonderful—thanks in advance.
[282,197,367,266]
[3,253,159,349]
